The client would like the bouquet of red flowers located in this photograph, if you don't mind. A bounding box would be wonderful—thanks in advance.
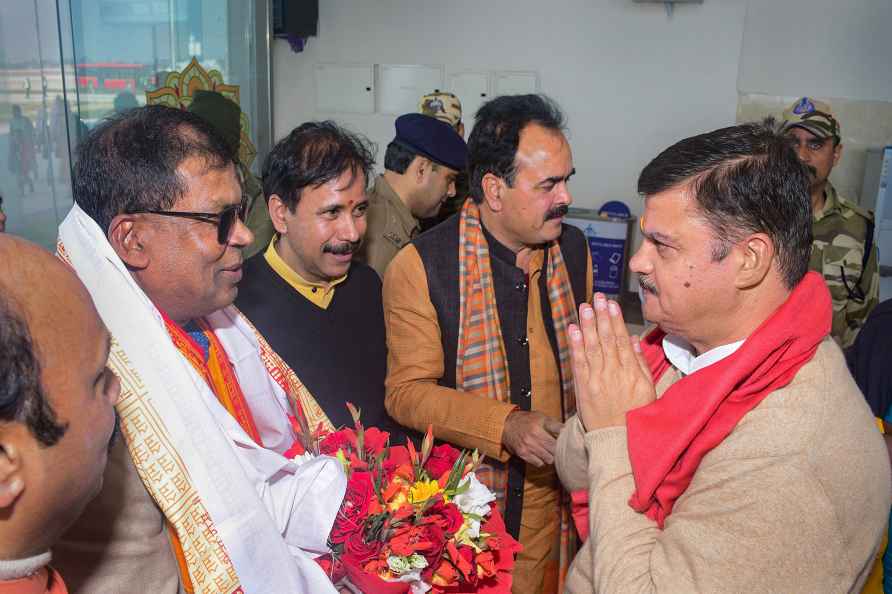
[308,404,522,594]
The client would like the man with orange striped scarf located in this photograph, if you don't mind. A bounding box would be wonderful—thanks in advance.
[52,105,345,594]
[384,94,593,594]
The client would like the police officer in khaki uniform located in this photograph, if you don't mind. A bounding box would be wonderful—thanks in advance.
[781,96,879,347]
[357,113,467,277]
[419,92,471,225]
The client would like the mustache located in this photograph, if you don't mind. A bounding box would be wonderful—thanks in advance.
[639,276,659,296]
[323,240,361,256]
[546,204,569,221]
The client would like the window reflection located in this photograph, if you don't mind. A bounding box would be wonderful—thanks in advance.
[0,0,263,248]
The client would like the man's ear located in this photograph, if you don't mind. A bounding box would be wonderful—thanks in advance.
[267,194,291,235]
[413,156,431,184]
[108,214,150,270]
[832,142,843,167]
[734,233,774,290]
[0,437,25,509]
[481,172,504,213]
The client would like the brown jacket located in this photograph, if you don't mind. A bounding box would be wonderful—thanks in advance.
[53,439,183,594]
[556,338,890,594]
[357,175,420,277]
[383,219,592,594]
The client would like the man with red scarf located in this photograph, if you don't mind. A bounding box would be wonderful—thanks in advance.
[555,119,891,593]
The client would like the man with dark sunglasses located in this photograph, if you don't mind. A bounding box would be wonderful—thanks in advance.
[53,105,346,594]
[139,196,247,244]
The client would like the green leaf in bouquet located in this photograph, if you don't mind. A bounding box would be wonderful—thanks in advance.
[364,510,390,542]
[335,449,350,475]
[372,449,388,502]
[450,478,471,497]
[469,449,482,473]
[444,451,469,492]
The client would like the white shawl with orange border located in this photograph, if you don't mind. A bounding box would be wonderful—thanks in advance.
[59,204,344,594]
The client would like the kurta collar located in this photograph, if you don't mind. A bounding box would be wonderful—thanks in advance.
[480,221,545,274]
[662,334,745,377]
[0,552,51,581]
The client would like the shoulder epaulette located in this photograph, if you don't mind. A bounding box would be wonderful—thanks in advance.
[838,195,875,222]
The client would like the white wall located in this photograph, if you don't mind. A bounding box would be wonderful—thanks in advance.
[738,0,892,102]
[273,0,748,213]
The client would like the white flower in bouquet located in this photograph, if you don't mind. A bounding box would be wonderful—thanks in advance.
[454,472,497,538]
[385,554,431,593]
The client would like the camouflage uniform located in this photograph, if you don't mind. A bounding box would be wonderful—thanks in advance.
[419,92,462,128]
[809,181,879,347]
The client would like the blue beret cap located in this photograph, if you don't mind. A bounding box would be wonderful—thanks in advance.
[393,113,467,171]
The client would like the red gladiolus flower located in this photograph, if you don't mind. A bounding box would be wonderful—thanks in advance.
[363,427,390,457]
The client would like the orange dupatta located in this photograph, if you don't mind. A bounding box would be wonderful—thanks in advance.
[161,312,262,593]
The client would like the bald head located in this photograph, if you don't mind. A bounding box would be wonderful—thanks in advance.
[0,235,99,348]
[0,235,119,559]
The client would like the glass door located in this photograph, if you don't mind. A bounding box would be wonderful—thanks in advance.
[0,0,271,248]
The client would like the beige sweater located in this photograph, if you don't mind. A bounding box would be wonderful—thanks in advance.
[556,338,890,594]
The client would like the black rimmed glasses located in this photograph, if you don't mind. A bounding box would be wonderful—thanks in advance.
[139,199,248,245]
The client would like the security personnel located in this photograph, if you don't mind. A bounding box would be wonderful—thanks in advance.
[419,91,471,225]
[357,113,467,277]
[781,96,879,347]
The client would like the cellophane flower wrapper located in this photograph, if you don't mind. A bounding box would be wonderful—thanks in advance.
[308,404,522,594]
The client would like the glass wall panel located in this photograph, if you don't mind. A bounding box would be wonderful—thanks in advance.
[0,0,76,248]
[0,0,270,248]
